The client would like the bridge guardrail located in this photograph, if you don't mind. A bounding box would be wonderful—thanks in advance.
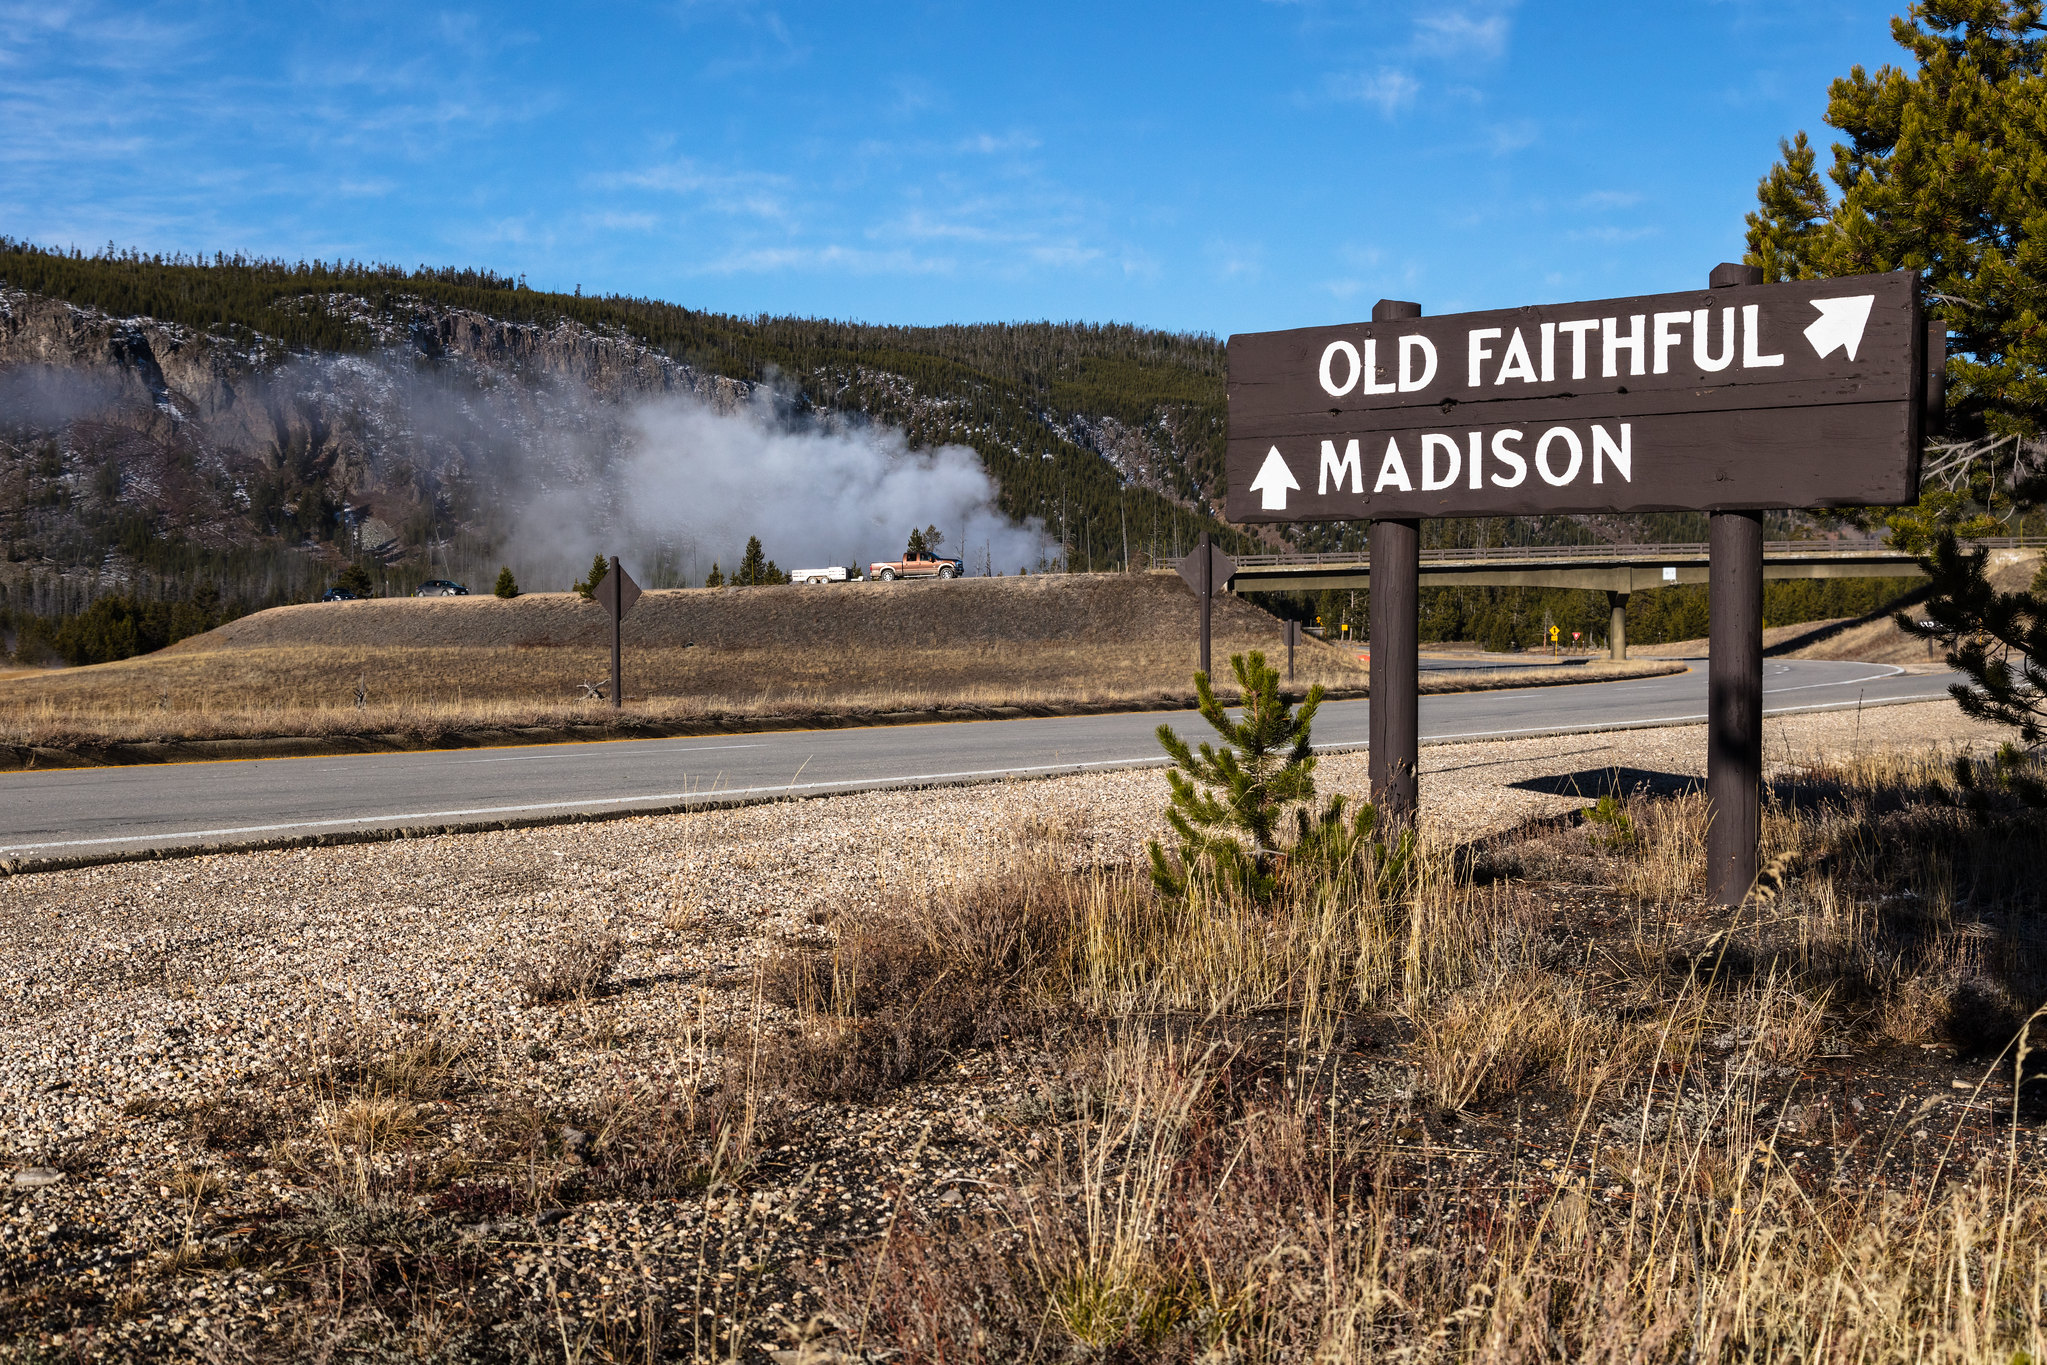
[1229,534,2047,570]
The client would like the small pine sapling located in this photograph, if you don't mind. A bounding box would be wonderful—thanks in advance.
[704,562,725,588]
[1150,650,1408,900]
[1586,794,1641,852]
[1288,789,1411,897]
[1148,651,1324,901]
[493,566,519,599]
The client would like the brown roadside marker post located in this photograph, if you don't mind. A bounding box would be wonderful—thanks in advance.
[1177,535,1237,680]
[594,555,643,710]
[1224,264,1927,905]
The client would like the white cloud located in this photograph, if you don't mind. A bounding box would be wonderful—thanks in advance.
[1330,67,1420,115]
[1027,244,1105,268]
[1568,225,1660,244]
[1486,119,1538,155]
[696,244,959,276]
[1203,237,1266,284]
[956,131,1041,156]
[1414,6,1515,61]
[599,158,797,222]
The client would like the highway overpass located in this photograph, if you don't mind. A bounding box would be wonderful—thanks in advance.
[1226,535,2044,659]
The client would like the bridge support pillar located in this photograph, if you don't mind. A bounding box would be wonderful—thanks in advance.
[1607,591,1628,661]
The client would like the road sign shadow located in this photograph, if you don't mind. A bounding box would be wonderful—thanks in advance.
[1509,767,1704,800]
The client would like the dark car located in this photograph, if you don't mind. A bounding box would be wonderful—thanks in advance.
[320,587,361,602]
[414,579,469,597]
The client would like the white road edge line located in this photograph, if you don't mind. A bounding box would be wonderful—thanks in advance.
[1760,664,1906,695]
[0,680,1960,856]
[0,757,1159,853]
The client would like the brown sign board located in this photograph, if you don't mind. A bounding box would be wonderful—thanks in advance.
[595,562,642,616]
[1225,271,1926,522]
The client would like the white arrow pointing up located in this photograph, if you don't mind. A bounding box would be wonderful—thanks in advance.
[1803,294,1876,361]
[1249,446,1300,511]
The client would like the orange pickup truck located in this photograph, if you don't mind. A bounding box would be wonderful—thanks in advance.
[868,550,963,581]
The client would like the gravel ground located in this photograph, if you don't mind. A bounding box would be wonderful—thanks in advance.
[0,700,2010,1359]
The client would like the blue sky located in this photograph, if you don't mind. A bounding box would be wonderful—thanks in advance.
[1,1,1907,337]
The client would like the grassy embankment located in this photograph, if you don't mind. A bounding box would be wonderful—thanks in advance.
[0,573,1677,759]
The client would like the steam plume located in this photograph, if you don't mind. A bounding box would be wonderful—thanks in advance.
[512,388,1056,588]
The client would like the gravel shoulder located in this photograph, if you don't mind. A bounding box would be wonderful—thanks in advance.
[0,699,2011,1358]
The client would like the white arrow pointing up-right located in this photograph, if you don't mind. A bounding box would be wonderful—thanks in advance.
[1804,294,1876,361]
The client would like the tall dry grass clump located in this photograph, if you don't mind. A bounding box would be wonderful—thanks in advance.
[781,670,2047,1362]
[838,1031,2047,1363]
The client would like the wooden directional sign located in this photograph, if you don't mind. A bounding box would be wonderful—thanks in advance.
[1226,271,1927,522]
[594,561,641,617]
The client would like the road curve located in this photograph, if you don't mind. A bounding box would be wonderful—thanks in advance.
[0,659,1958,862]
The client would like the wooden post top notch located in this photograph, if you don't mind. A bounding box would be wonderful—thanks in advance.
[1709,262,1765,289]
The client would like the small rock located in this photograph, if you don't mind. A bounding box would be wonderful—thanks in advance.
[10,1167,63,1189]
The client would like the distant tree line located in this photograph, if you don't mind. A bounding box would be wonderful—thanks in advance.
[1253,576,1922,653]
[4,585,224,665]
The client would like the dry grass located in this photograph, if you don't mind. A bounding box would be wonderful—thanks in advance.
[512,928,624,1005]
[784,745,2047,1362]
[0,574,1368,746]
[18,727,2047,1361]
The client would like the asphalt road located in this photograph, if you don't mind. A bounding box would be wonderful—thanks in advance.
[0,659,1957,861]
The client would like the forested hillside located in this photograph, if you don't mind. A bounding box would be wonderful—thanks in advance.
[0,239,1920,662]
[0,241,1233,549]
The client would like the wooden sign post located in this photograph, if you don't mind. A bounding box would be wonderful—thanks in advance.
[593,555,643,709]
[1177,536,1236,679]
[1704,263,1771,902]
[1367,298,1422,824]
[1227,266,1930,903]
